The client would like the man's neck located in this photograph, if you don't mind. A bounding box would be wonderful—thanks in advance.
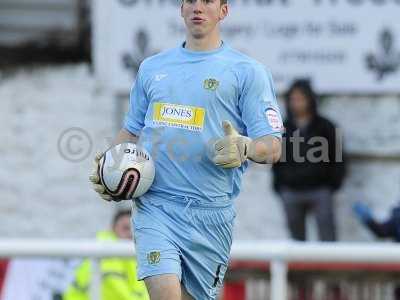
[184,33,222,52]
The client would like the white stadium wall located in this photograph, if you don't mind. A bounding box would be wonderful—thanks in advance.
[1,65,400,240]
[1,0,400,240]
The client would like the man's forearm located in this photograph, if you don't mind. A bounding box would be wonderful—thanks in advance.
[248,135,282,164]
[112,128,139,147]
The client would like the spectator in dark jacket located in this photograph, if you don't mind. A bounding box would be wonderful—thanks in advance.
[272,79,346,241]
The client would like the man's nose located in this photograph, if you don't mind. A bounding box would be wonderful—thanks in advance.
[193,0,204,12]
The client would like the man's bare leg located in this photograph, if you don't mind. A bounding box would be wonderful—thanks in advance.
[144,274,194,300]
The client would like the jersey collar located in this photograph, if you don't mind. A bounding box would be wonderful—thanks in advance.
[180,41,226,57]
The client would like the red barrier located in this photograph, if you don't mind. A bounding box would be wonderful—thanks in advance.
[0,259,9,298]
[223,260,400,300]
[223,281,246,300]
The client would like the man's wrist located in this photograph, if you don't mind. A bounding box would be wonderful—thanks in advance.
[246,138,256,161]
[247,138,269,163]
[247,136,282,164]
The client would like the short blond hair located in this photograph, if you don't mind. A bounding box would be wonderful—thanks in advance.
[182,0,227,5]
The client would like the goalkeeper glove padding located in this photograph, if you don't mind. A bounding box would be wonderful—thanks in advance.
[212,120,253,169]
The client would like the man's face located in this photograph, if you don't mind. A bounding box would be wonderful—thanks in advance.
[181,0,228,39]
[288,88,310,117]
[113,215,132,240]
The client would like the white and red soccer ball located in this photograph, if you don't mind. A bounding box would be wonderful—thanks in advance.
[99,143,155,200]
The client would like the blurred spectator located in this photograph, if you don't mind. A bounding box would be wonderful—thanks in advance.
[63,210,149,300]
[353,201,400,241]
[272,79,346,241]
[353,201,400,300]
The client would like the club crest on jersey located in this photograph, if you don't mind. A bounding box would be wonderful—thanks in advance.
[203,78,219,91]
[147,251,161,265]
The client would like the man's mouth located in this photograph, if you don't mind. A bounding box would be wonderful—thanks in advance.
[191,17,205,24]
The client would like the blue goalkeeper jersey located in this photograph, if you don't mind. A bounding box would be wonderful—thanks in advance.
[124,42,282,204]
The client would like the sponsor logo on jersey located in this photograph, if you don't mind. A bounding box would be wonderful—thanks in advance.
[153,102,205,132]
[147,251,161,265]
[203,78,219,91]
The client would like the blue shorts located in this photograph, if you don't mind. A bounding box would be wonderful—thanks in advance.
[131,194,236,300]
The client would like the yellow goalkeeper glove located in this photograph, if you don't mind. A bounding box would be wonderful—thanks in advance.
[88,152,115,202]
[212,120,253,169]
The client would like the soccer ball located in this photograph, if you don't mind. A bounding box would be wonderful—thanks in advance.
[99,143,155,200]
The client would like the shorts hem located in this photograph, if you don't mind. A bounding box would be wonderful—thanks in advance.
[182,281,200,300]
[138,269,182,282]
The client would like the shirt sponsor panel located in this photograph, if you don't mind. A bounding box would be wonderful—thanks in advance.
[153,102,205,132]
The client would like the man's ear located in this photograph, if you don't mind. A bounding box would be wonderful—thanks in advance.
[219,4,228,20]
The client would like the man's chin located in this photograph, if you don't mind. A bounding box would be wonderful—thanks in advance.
[191,31,207,39]
[188,27,207,39]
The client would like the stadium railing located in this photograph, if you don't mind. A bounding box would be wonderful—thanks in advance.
[1,240,400,300]
[226,259,400,299]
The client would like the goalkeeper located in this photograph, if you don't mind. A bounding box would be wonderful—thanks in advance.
[90,0,283,299]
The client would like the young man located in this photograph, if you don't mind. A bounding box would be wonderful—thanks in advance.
[90,0,282,299]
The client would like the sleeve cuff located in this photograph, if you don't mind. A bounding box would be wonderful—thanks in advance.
[248,128,282,140]
[123,119,143,136]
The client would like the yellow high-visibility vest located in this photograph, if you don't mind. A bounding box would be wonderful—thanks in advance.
[63,231,149,300]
